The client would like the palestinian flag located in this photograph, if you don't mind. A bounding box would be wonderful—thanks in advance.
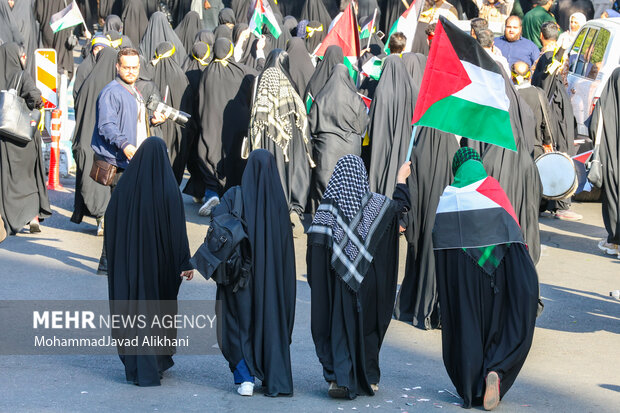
[412,16,516,151]
[50,1,85,33]
[572,150,594,194]
[314,4,360,81]
[249,0,282,39]
[305,92,314,113]
[359,10,377,40]
[384,0,422,54]
[433,159,523,253]
[361,56,383,80]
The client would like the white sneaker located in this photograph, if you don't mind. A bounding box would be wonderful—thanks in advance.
[237,381,254,396]
[198,196,220,217]
[597,240,619,255]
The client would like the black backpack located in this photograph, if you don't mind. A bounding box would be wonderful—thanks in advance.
[191,187,252,292]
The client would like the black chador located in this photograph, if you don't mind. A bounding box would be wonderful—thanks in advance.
[590,68,620,246]
[71,47,117,225]
[395,127,458,329]
[0,43,51,235]
[433,148,540,410]
[106,137,192,387]
[183,38,256,199]
[139,11,187,67]
[308,64,368,211]
[212,149,296,397]
[121,0,148,49]
[307,155,410,399]
[149,41,193,183]
[367,54,419,197]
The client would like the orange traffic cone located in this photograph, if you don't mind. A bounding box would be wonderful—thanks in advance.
[47,109,63,191]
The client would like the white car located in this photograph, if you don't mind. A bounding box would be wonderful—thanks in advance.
[566,17,620,137]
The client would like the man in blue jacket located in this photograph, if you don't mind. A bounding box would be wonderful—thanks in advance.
[92,47,165,275]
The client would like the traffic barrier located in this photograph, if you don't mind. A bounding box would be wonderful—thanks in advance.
[46,109,63,191]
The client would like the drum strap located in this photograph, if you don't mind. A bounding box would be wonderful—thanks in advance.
[535,87,556,150]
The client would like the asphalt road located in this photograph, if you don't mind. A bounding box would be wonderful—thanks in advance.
[0,177,619,412]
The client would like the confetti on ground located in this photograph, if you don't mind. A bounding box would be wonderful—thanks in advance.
[412,386,421,390]
[401,394,409,398]
[452,403,461,406]
[338,408,344,411]
[438,390,444,393]
[365,404,370,408]
[520,405,532,407]
[403,387,411,391]
[406,402,414,406]
[417,398,430,402]
[352,408,357,410]
[386,400,393,403]
[406,363,413,366]
[192,394,197,397]
[374,405,381,409]
[434,405,443,408]
[444,389,460,398]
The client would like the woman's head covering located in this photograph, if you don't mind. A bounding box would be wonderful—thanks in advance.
[308,154,394,292]
[103,14,123,34]
[195,29,216,45]
[304,45,343,104]
[219,8,236,25]
[174,10,202,54]
[285,37,315,96]
[296,19,309,38]
[139,11,187,66]
[400,52,427,87]
[452,147,482,175]
[213,37,235,61]
[283,16,299,36]
[569,12,587,33]
[182,41,212,87]
[106,31,124,49]
[304,20,325,53]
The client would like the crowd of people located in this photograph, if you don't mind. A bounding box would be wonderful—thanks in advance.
[1,0,619,410]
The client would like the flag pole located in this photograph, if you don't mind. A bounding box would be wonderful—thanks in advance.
[366,8,378,50]
[406,125,418,162]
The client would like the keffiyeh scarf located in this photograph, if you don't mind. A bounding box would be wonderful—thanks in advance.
[308,155,395,292]
[249,67,312,164]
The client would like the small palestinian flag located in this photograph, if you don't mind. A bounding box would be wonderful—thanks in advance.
[361,56,383,80]
[572,150,594,194]
[50,1,85,33]
[249,0,282,39]
[384,0,422,54]
[360,10,377,40]
[412,16,516,151]
[433,159,523,255]
[314,4,360,81]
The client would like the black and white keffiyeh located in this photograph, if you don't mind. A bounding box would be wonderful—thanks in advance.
[308,155,395,292]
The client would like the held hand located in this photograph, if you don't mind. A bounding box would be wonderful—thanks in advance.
[151,111,166,125]
[123,144,137,161]
[257,35,266,51]
[180,270,194,281]
[397,161,412,184]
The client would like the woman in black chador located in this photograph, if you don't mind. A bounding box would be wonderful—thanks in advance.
[433,148,540,410]
[105,137,193,387]
[211,149,296,397]
[0,42,51,235]
[307,155,411,399]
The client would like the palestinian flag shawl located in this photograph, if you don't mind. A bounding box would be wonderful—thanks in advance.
[433,148,524,275]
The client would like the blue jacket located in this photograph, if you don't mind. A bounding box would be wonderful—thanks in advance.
[494,36,540,68]
[91,79,138,169]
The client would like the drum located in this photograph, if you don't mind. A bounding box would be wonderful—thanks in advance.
[535,152,579,200]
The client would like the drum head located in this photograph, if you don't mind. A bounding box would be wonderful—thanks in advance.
[535,152,578,199]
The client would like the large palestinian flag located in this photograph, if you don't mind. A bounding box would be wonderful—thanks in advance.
[412,16,516,151]
[433,159,523,253]
[314,4,360,80]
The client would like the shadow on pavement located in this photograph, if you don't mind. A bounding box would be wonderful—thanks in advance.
[537,283,620,334]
